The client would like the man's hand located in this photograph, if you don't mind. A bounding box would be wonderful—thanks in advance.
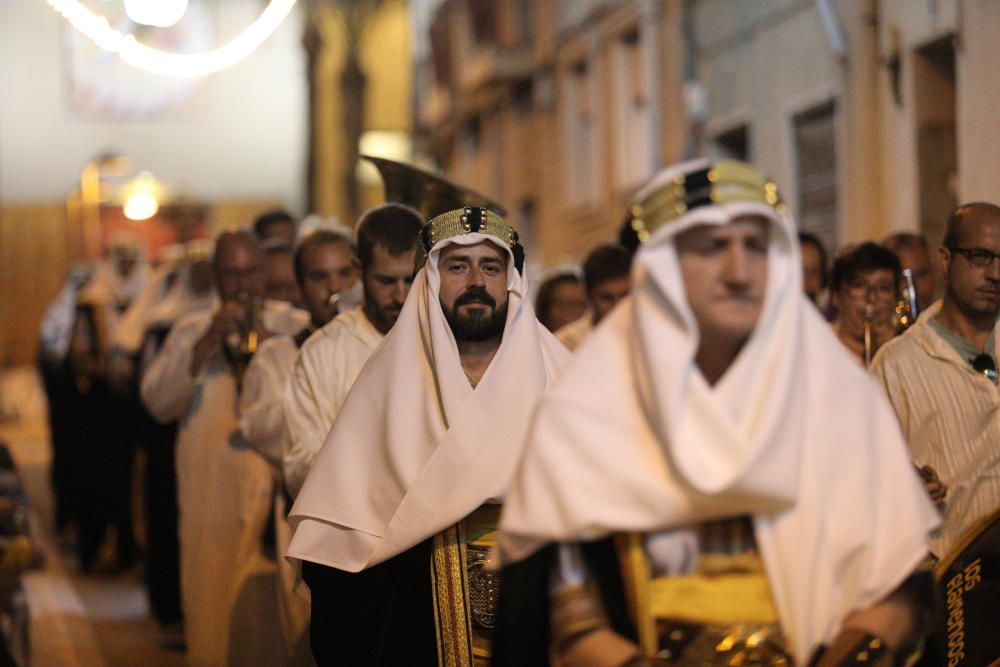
[190,301,248,376]
[918,465,947,505]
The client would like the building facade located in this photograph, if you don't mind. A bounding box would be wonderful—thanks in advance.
[412,0,1000,268]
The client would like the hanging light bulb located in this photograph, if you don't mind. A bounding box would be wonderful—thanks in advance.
[123,171,161,220]
[124,0,189,28]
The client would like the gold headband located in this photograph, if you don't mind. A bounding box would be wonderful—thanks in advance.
[628,160,786,243]
[416,206,523,271]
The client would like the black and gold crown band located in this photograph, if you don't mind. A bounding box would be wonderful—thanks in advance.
[416,206,524,272]
[627,160,786,244]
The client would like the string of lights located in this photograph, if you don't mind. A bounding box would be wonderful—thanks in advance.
[45,0,298,78]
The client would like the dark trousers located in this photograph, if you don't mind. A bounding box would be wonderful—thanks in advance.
[75,385,136,571]
[302,540,437,666]
[142,417,182,625]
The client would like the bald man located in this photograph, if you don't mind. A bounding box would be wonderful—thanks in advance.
[872,202,1000,560]
[142,229,308,667]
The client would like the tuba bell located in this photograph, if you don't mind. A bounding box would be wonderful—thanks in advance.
[360,155,507,220]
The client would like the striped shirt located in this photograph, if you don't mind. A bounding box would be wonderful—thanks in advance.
[870,309,1000,558]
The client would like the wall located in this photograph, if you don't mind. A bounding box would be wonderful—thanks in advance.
[0,1,307,210]
[310,2,412,222]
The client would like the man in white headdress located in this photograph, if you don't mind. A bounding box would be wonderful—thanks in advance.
[68,235,150,571]
[287,206,569,666]
[492,160,939,667]
[38,263,94,536]
[237,225,359,666]
[141,228,307,667]
[282,204,424,499]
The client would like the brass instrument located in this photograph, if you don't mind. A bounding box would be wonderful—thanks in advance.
[223,292,263,383]
[863,303,874,367]
[360,155,507,220]
[895,267,920,332]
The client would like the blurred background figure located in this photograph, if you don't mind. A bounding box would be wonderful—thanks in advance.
[830,242,901,366]
[37,264,95,538]
[253,210,298,245]
[883,232,937,311]
[66,237,150,573]
[799,231,833,319]
[534,267,586,333]
[261,239,304,307]
[556,243,632,350]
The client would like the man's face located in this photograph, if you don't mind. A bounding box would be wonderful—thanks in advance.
[438,241,509,342]
[264,252,301,305]
[801,243,824,302]
[940,217,1000,319]
[189,259,214,295]
[215,239,263,301]
[300,242,360,328]
[832,268,898,339]
[547,280,587,331]
[589,276,630,324]
[675,216,770,345]
[363,244,415,334]
[895,245,935,309]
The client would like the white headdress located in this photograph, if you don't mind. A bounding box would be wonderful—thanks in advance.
[289,208,569,571]
[497,160,938,662]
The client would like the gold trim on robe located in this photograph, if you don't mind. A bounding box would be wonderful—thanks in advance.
[431,504,500,667]
[616,517,790,665]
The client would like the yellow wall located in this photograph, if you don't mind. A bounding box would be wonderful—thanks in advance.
[312,2,413,222]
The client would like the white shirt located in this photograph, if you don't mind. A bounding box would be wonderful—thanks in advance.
[870,311,1000,558]
[283,308,384,498]
[240,335,302,470]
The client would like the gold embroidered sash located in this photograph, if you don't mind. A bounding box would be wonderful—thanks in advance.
[431,504,500,667]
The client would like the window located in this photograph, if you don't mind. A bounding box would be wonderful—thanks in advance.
[794,101,838,252]
[562,59,599,204]
[611,26,652,189]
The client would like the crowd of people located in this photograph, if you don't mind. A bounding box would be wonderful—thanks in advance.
[35,157,998,666]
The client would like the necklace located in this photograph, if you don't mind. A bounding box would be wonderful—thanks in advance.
[463,367,479,388]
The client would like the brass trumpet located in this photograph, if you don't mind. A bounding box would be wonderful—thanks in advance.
[895,268,920,332]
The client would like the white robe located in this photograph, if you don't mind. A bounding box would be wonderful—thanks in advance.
[282,307,383,499]
[238,334,316,666]
[141,301,307,667]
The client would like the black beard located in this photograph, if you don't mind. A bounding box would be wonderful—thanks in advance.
[444,287,507,342]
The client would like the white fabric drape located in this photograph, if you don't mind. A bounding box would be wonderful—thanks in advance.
[497,164,938,662]
[288,232,569,572]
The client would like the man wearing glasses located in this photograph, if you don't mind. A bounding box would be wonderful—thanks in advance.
[871,202,1000,561]
[830,242,902,365]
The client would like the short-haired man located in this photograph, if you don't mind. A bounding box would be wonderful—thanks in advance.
[831,242,902,365]
[883,231,936,312]
[238,227,358,665]
[871,202,1000,561]
[288,206,568,666]
[254,209,297,243]
[282,203,423,498]
[493,160,937,667]
[556,242,632,350]
[261,239,303,306]
[141,229,308,667]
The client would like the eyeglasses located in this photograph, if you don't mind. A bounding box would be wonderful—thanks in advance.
[971,353,998,384]
[844,279,897,301]
[950,247,1000,268]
